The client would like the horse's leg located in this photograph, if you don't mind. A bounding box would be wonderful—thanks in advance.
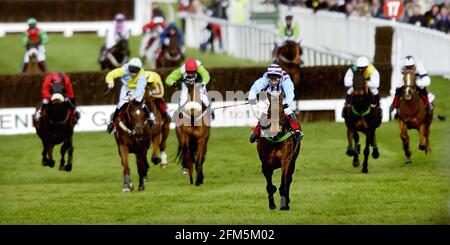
[59,141,68,171]
[151,133,161,165]
[160,121,170,167]
[41,140,49,166]
[136,150,148,191]
[371,131,379,159]
[424,123,431,154]
[362,132,371,174]
[46,144,55,168]
[418,123,427,152]
[279,156,296,211]
[65,137,74,172]
[119,145,133,192]
[353,132,360,167]
[194,138,207,186]
[262,164,277,210]
[400,121,412,164]
[346,128,355,156]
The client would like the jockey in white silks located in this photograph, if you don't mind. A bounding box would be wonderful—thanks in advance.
[99,13,131,64]
[139,16,167,69]
[248,64,303,143]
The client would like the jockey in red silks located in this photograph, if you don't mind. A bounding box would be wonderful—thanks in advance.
[22,17,49,72]
[35,72,80,121]
[248,64,303,143]
[139,16,167,69]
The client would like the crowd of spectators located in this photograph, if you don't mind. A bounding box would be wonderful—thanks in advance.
[275,0,449,34]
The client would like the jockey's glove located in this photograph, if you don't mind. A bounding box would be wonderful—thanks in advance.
[107,81,114,89]
[42,98,49,104]
[283,104,289,109]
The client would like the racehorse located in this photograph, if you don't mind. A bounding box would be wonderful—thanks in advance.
[256,91,301,210]
[114,97,152,192]
[33,93,77,171]
[100,38,130,71]
[23,47,42,74]
[144,91,170,168]
[156,35,184,68]
[343,71,382,173]
[398,69,433,163]
[174,83,211,186]
[276,40,301,86]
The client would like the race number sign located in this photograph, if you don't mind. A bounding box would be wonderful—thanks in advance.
[383,0,404,19]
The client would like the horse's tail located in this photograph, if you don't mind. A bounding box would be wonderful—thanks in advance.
[176,137,198,166]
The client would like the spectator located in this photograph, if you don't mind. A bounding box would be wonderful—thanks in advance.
[434,6,450,33]
[200,22,223,53]
[209,0,229,19]
[408,4,425,27]
[424,4,441,28]
[152,2,166,19]
[369,0,383,18]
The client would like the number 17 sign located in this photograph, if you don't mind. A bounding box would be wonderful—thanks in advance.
[383,0,404,20]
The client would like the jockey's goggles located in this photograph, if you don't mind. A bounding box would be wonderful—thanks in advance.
[356,66,367,72]
[267,74,282,80]
[128,66,140,74]
[404,65,415,71]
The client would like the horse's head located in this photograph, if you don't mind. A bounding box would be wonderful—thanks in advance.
[280,40,299,61]
[351,70,371,113]
[402,69,417,101]
[45,93,70,124]
[164,35,181,59]
[122,99,148,137]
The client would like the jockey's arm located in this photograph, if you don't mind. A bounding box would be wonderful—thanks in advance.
[248,77,269,101]
[133,75,147,101]
[343,68,354,88]
[415,62,431,88]
[197,65,210,85]
[63,74,75,100]
[146,71,164,98]
[165,68,183,86]
[367,68,380,89]
[21,33,29,47]
[39,30,49,45]
[282,77,295,106]
[105,67,126,85]
[105,28,117,50]
[42,75,53,100]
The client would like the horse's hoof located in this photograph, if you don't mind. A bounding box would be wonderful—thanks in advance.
[48,161,55,168]
[59,165,65,171]
[346,149,354,156]
[151,157,161,165]
[419,145,427,151]
[405,158,412,164]
[42,160,48,166]
[372,149,379,159]
[143,176,148,182]
[195,179,203,186]
[353,160,360,167]
[279,206,290,211]
[122,188,131,192]
[138,186,145,191]
[64,165,72,172]
[269,205,276,210]
[181,168,189,174]
[425,148,432,154]
[362,168,368,174]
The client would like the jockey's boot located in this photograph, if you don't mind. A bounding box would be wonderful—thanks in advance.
[38,61,47,73]
[155,98,171,121]
[249,123,261,143]
[107,109,119,134]
[143,105,155,127]
[288,113,303,141]
[418,87,433,112]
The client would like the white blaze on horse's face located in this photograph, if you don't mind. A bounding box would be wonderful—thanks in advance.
[135,109,141,116]
[404,73,413,100]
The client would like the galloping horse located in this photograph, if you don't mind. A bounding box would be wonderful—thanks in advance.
[23,48,42,74]
[144,91,170,168]
[156,35,184,68]
[276,40,301,86]
[33,93,77,171]
[174,83,211,186]
[343,71,382,173]
[114,97,152,192]
[100,38,130,70]
[256,91,301,210]
[398,69,433,163]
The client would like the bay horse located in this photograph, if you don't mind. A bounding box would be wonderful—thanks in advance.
[276,40,301,86]
[33,93,77,171]
[100,38,130,70]
[343,71,382,173]
[144,92,170,168]
[256,90,301,210]
[156,35,184,68]
[398,69,433,163]
[114,97,152,192]
[174,83,211,186]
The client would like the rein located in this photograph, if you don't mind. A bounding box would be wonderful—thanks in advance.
[351,105,371,117]
[264,131,294,143]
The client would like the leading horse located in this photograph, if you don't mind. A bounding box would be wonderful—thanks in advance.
[114,97,152,192]
[343,71,382,173]
[156,35,184,68]
[398,69,433,163]
[276,40,301,86]
[33,93,77,171]
[100,38,130,71]
[256,91,301,210]
[174,83,211,186]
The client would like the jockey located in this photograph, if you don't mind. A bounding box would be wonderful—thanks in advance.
[105,57,155,134]
[139,16,167,69]
[343,56,380,113]
[100,13,131,62]
[22,17,49,73]
[248,64,303,143]
[144,70,171,120]
[273,11,301,63]
[164,58,213,119]
[200,22,223,53]
[35,72,79,121]
[159,22,185,56]
[391,55,433,113]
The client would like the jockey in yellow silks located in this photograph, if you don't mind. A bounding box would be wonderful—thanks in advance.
[144,70,171,120]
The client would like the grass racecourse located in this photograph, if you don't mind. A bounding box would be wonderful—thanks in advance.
[0,34,449,224]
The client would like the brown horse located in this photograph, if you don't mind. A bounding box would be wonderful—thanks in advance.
[174,83,211,186]
[114,98,152,192]
[100,38,130,71]
[398,69,433,163]
[156,35,184,68]
[256,91,301,210]
[343,71,382,173]
[24,48,42,74]
[144,92,170,168]
[33,93,77,171]
[276,40,301,85]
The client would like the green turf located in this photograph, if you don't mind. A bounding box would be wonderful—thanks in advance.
[0,76,449,224]
[0,33,267,75]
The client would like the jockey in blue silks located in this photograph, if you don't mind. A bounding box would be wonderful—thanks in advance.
[160,22,184,47]
[248,64,303,143]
